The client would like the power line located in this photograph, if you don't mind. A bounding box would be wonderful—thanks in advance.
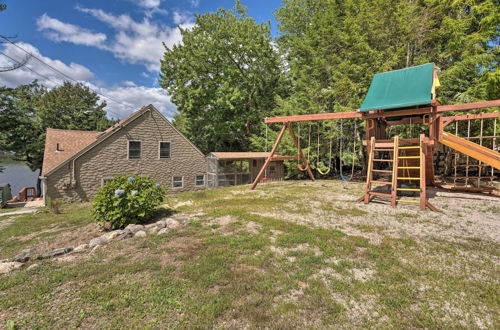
[0,36,138,118]
[1,52,53,81]
[1,51,123,118]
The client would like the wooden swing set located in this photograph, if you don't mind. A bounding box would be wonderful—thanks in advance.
[250,63,500,211]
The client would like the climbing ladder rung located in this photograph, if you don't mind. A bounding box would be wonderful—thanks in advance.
[370,180,392,185]
[396,199,420,204]
[398,146,420,150]
[369,192,391,197]
[374,148,393,152]
[372,169,392,173]
[397,188,420,192]
[397,177,420,180]
[399,156,420,159]
[373,159,393,162]
[399,166,420,169]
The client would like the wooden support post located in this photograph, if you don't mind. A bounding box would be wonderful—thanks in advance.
[288,123,316,181]
[419,134,426,211]
[391,136,399,207]
[250,124,288,190]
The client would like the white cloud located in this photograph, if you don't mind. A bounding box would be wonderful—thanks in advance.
[121,80,137,87]
[172,11,191,25]
[37,13,106,47]
[137,0,161,9]
[92,85,177,120]
[38,10,194,71]
[0,42,178,120]
[0,42,94,88]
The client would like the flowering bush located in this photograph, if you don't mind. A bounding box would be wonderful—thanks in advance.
[92,175,165,229]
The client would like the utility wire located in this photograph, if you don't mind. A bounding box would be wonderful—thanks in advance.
[1,36,138,118]
[1,51,123,118]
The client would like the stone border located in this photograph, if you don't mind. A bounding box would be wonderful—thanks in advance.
[0,216,185,275]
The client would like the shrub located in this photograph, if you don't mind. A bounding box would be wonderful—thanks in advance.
[92,175,165,229]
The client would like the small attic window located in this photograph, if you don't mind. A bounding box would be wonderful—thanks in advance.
[56,143,63,152]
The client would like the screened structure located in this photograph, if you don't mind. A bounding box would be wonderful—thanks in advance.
[207,152,284,188]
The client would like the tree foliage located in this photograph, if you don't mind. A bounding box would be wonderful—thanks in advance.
[159,1,288,153]
[0,81,114,171]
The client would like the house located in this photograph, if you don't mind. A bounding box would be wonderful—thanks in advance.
[41,105,207,203]
[206,152,284,188]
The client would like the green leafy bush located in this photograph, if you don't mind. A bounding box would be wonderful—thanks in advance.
[92,175,165,229]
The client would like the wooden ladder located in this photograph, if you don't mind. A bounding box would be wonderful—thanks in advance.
[358,134,437,211]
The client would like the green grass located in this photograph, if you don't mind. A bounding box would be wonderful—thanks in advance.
[1,180,498,328]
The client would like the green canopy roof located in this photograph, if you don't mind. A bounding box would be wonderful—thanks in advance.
[359,63,434,112]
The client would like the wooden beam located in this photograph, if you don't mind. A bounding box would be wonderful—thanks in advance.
[437,100,500,113]
[443,112,499,124]
[270,155,297,161]
[264,111,362,123]
[262,100,499,124]
[249,124,288,190]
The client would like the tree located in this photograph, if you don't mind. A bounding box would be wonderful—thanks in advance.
[37,82,111,131]
[159,1,288,153]
[0,81,114,174]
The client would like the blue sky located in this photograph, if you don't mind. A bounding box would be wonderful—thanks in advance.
[0,0,282,119]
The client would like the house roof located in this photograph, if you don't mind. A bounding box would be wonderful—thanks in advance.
[41,129,100,175]
[359,63,436,112]
[209,152,277,160]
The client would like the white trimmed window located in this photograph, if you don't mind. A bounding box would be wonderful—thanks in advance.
[128,141,141,159]
[172,176,183,188]
[195,175,205,186]
[159,141,171,159]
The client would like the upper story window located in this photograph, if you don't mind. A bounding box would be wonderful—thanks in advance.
[159,141,171,159]
[128,141,141,159]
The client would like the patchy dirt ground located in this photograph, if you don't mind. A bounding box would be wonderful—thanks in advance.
[1,180,499,328]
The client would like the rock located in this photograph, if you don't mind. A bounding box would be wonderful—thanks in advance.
[115,230,134,241]
[156,220,167,229]
[148,227,159,234]
[105,230,123,240]
[11,247,37,263]
[38,247,73,260]
[74,244,88,253]
[145,223,158,229]
[165,218,180,229]
[157,227,169,235]
[125,224,145,234]
[134,230,146,238]
[27,263,39,271]
[89,236,109,248]
[0,262,23,274]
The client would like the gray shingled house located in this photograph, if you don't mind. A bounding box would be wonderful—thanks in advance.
[40,104,207,203]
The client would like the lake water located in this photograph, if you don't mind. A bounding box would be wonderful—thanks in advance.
[0,163,39,197]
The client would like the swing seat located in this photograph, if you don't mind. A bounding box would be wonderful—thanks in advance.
[261,177,270,182]
[297,164,310,172]
[316,161,331,175]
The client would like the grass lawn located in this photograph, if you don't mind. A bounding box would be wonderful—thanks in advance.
[0,180,499,328]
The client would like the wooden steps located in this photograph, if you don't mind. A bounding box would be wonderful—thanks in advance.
[357,134,437,211]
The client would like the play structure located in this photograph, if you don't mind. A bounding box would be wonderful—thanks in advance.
[250,63,500,211]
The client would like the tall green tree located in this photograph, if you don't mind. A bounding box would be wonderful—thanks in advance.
[276,0,499,112]
[0,81,114,173]
[159,1,288,153]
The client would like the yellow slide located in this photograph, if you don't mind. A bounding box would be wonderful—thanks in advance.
[439,132,500,169]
